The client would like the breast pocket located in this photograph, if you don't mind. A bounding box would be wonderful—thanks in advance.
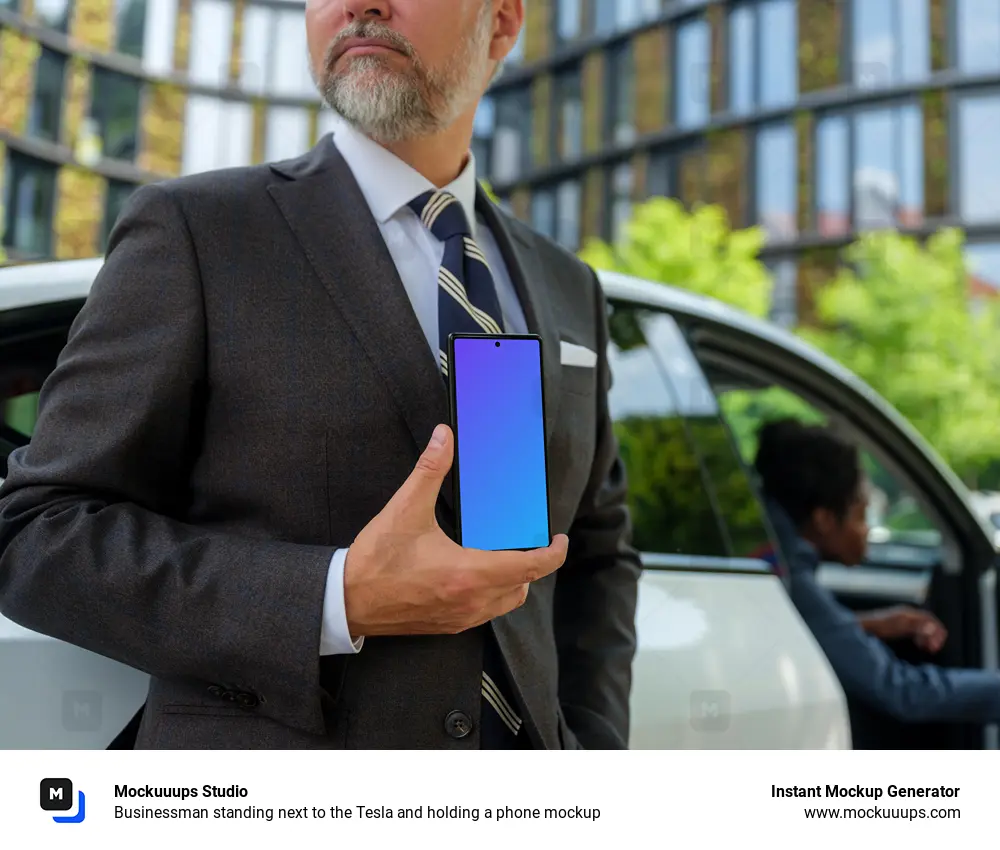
[559,363,597,398]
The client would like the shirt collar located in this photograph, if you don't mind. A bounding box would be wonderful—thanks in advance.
[331,119,480,235]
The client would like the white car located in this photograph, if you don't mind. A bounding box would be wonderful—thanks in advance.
[1,259,997,750]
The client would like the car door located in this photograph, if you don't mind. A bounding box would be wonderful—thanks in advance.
[0,297,150,750]
[606,299,850,749]
[679,312,999,750]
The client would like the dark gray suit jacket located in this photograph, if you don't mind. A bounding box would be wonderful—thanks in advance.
[0,138,641,749]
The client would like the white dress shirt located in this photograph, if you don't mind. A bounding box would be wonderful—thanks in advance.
[319,120,529,655]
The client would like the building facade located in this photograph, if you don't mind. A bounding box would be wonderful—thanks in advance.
[0,0,335,263]
[475,0,1000,324]
[3,0,1000,326]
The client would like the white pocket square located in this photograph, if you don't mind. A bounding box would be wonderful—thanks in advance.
[560,340,597,368]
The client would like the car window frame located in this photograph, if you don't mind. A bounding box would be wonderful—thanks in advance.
[606,297,783,576]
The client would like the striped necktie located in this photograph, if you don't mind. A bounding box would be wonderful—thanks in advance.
[407,188,526,748]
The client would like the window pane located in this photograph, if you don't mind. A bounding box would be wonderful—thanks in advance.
[265,106,311,162]
[115,0,148,58]
[759,0,797,108]
[182,97,253,173]
[531,189,555,238]
[816,114,850,236]
[755,122,797,241]
[90,70,141,161]
[958,0,1000,74]
[2,153,57,258]
[646,151,672,197]
[555,180,581,250]
[610,163,634,242]
[188,0,233,86]
[102,180,137,249]
[553,68,583,160]
[33,0,72,32]
[898,103,923,226]
[592,0,617,34]
[607,45,636,146]
[958,93,1000,222]
[898,0,930,83]
[142,0,178,74]
[472,97,495,177]
[853,0,894,87]
[675,18,710,129]
[728,4,755,115]
[606,307,729,557]
[854,108,897,230]
[270,10,314,97]
[27,48,66,143]
[239,5,270,93]
[492,88,531,183]
[557,0,582,40]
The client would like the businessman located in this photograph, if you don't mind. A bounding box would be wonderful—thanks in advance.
[755,419,1000,725]
[0,0,641,749]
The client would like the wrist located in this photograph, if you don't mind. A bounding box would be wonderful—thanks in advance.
[343,546,368,640]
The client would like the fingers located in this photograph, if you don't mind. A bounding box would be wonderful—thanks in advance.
[468,533,570,583]
[390,424,454,517]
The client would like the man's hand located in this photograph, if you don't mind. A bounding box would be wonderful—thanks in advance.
[857,605,948,653]
[343,423,569,638]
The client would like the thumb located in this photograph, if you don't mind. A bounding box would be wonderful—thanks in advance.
[392,424,454,517]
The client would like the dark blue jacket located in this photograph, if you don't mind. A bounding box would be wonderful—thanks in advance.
[767,500,1000,724]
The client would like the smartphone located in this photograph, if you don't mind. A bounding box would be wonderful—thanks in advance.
[448,333,551,551]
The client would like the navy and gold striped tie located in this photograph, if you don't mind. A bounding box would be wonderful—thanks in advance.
[408,188,525,748]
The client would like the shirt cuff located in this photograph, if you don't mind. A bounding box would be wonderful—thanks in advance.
[319,547,364,655]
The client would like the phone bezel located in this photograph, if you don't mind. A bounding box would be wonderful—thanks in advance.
[447,332,552,551]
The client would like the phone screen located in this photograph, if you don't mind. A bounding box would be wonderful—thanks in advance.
[451,335,550,551]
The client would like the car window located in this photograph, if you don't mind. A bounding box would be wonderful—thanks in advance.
[606,302,774,561]
[712,381,944,569]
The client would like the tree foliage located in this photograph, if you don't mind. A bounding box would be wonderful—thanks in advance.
[579,197,773,318]
[802,228,1000,485]
[582,198,1000,486]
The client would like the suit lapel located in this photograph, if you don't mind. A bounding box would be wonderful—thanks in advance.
[475,190,561,447]
[267,141,455,517]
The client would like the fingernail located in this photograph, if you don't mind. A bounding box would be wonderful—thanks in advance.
[430,424,447,447]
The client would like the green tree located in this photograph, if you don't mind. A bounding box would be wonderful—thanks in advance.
[802,228,1000,487]
[581,199,1000,486]
[579,197,773,318]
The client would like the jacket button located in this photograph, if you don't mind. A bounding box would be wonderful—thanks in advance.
[207,685,224,698]
[444,710,473,739]
[236,692,259,709]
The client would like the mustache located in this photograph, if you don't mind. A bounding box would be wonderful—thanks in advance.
[324,21,417,69]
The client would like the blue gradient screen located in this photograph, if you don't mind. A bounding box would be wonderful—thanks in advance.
[452,336,550,550]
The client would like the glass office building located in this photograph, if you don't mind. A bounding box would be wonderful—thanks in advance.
[0,0,335,262]
[476,0,1000,323]
[3,0,1000,323]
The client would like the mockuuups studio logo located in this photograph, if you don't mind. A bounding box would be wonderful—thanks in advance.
[40,778,86,823]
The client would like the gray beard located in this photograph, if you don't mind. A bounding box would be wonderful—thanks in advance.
[321,56,453,144]
[318,12,493,143]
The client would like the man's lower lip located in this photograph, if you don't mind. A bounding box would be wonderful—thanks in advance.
[342,45,398,56]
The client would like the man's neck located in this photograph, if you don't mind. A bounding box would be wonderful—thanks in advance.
[380,122,474,188]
